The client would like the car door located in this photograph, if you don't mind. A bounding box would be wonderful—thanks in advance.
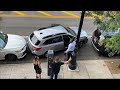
[41,38,54,55]
[51,36,64,51]
[42,36,64,53]
[63,35,72,48]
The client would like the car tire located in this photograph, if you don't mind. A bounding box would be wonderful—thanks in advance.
[108,52,115,57]
[5,54,17,61]
[78,41,84,49]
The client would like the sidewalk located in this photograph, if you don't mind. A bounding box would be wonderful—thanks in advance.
[0,59,120,79]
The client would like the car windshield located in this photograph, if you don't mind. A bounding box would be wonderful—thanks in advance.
[0,33,8,49]
[63,26,77,36]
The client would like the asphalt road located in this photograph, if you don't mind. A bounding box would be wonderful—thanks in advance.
[0,11,120,64]
[1,11,96,36]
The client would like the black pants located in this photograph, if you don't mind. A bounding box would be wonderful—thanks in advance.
[50,73,58,79]
[66,51,73,60]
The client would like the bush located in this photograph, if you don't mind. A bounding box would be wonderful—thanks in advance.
[99,32,120,55]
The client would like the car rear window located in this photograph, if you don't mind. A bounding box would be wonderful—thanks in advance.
[30,33,41,45]
[35,40,40,45]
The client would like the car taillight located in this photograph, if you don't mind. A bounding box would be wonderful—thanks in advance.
[33,47,41,51]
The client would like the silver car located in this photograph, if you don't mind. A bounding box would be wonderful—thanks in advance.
[28,24,88,56]
[0,32,27,61]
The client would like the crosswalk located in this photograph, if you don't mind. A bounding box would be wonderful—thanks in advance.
[0,11,82,18]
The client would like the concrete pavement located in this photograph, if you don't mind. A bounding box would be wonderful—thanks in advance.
[0,59,120,79]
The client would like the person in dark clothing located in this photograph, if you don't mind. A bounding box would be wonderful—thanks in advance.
[92,28,101,42]
[50,56,70,79]
[33,56,42,79]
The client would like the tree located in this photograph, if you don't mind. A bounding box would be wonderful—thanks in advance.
[93,11,120,31]
[99,32,120,57]
[91,11,120,57]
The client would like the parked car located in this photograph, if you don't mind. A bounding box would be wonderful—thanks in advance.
[91,28,120,57]
[28,24,88,56]
[0,32,27,61]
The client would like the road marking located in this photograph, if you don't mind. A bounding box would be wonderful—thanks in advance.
[0,14,80,18]
[37,11,52,16]
[0,14,94,19]
[0,11,95,19]
[12,11,26,16]
[61,11,79,18]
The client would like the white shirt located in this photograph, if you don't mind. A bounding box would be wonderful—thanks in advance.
[66,41,76,53]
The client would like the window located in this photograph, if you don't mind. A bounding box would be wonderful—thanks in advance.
[52,36,62,43]
[43,38,53,45]
[43,36,62,45]
[0,38,5,48]
[35,40,40,45]
[64,26,77,36]
[0,33,8,43]
[30,33,40,45]
[0,33,8,48]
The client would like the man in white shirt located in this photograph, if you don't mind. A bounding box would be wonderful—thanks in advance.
[65,37,76,61]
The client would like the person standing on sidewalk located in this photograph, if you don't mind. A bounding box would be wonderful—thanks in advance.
[64,37,76,61]
[33,56,42,79]
[50,56,70,79]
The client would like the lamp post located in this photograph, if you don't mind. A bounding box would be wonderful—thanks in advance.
[69,11,85,70]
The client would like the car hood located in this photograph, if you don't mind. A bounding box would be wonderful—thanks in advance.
[69,26,88,37]
[4,34,26,49]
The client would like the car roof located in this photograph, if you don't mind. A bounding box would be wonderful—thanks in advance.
[34,25,69,40]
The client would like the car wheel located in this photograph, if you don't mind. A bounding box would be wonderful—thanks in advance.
[78,41,84,49]
[108,52,115,57]
[5,54,17,61]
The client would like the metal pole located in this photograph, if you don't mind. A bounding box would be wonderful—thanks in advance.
[69,11,85,70]
[76,11,85,48]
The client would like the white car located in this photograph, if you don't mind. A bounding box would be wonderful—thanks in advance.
[0,32,27,61]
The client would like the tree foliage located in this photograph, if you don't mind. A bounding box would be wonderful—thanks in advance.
[91,11,120,56]
[92,11,120,31]
[99,32,120,55]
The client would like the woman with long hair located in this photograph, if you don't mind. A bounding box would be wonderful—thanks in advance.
[33,56,42,79]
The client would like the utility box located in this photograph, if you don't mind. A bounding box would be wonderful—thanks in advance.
[47,50,54,76]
